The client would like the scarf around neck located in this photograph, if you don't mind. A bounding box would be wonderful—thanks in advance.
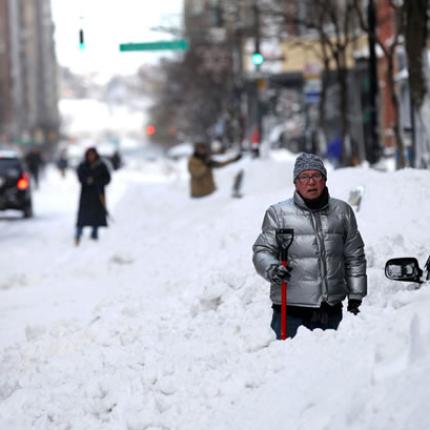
[300,186,329,210]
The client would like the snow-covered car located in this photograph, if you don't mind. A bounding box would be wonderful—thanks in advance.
[0,150,33,218]
[166,143,194,161]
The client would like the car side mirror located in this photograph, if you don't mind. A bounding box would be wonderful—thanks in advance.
[385,258,423,283]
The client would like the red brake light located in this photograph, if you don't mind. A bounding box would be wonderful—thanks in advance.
[146,124,156,136]
[17,174,30,190]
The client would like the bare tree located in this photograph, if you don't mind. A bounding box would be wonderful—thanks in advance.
[354,0,406,168]
[147,47,234,145]
[404,0,430,168]
[261,0,362,165]
[147,2,236,146]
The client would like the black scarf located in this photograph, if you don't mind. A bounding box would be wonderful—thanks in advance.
[301,186,329,210]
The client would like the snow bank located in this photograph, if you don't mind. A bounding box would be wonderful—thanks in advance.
[1,154,430,429]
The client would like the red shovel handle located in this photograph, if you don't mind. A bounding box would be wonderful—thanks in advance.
[281,259,287,340]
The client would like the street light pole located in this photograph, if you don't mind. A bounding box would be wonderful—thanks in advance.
[253,2,262,157]
[367,0,380,164]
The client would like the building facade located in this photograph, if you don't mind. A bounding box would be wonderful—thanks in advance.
[0,0,14,137]
[0,0,59,147]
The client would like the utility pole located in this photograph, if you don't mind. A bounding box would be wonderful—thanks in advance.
[232,5,245,151]
[367,0,380,164]
[253,2,262,157]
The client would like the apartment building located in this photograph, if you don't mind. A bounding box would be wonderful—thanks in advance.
[0,0,59,146]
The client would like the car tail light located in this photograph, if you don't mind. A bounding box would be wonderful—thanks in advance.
[17,173,30,190]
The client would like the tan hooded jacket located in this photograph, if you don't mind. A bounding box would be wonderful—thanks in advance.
[188,156,237,198]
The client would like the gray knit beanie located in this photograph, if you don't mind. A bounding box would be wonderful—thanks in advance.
[293,153,327,181]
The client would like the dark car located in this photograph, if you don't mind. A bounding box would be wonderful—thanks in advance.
[0,150,33,218]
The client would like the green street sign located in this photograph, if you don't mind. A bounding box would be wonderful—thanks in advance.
[119,39,189,52]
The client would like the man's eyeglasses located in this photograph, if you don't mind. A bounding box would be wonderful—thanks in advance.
[296,173,324,183]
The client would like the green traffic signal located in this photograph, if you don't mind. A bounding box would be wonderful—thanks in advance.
[79,29,85,50]
[252,51,264,66]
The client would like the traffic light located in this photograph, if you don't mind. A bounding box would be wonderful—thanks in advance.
[79,29,85,50]
[252,51,264,66]
[146,124,156,136]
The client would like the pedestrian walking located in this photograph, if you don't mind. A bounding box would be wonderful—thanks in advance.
[56,150,69,178]
[188,142,241,198]
[75,147,111,246]
[110,150,122,171]
[252,153,367,339]
[24,148,43,189]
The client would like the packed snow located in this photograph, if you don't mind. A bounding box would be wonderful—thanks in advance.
[1,151,430,430]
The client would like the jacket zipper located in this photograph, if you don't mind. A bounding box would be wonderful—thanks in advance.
[310,211,329,301]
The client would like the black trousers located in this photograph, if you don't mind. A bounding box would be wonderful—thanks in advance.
[271,302,343,339]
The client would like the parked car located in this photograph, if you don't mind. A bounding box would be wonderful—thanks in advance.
[385,255,430,284]
[166,143,193,161]
[0,150,33,218]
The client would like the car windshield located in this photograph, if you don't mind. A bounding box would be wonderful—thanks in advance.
[0,158,22,177]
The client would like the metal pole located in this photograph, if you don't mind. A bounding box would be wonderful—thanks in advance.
[409,92,416,167]
[367,0,380,164]
[233,5,244,150]
[253,2,261,157]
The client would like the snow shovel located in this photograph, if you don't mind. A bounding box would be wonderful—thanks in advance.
[276,228,294,340]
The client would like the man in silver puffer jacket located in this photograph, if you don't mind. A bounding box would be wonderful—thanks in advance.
[253,153,367,339]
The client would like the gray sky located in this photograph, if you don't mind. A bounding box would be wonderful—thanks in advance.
[51,0,183,78]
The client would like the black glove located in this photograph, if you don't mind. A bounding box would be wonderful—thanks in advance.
[347,299,362,315]
[267,264,291,286]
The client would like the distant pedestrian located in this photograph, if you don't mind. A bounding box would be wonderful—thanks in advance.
[57,151,69,178]
[188,142,241,198]
[75,147,111,246]
[110,150,122,170]
[24,148,43,189]
[252,153,367,339]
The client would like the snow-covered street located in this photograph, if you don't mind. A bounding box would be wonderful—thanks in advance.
[1,154,430,429]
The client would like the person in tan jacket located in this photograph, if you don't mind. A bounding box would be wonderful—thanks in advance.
[188,143,241,198]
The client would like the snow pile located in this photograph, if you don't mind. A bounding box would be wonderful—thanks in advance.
[1,154,430,429]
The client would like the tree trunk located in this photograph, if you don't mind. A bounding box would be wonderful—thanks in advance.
[339,68,350,164]
[404,0,429,167]
[318,57,330,154]
[414,54,430,168]
[334,50,351,165]
[386,52,406,168]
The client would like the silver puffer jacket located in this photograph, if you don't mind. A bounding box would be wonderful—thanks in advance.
[253,191,367,307]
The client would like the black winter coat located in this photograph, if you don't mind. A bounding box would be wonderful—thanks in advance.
[76,159,111,227]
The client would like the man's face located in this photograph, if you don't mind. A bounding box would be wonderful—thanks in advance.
[294,169,326,200]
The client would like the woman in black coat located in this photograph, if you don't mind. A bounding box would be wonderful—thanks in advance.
[75,147,111,245]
